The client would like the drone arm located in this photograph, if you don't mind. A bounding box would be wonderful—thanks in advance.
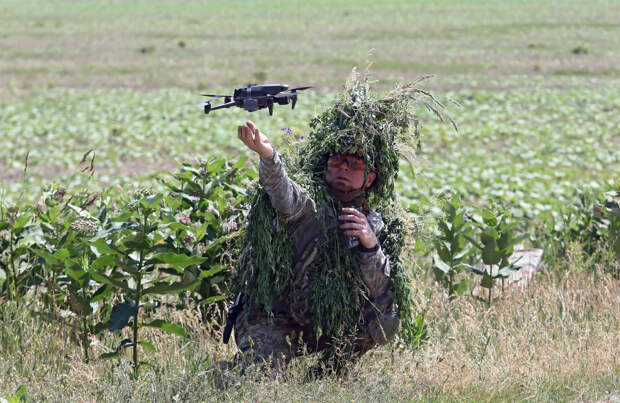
[208,101,239,111]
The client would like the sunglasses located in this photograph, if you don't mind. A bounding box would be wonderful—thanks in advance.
[327,155,366,170]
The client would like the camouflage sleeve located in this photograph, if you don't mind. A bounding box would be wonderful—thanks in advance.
[358,211,391,299]
[259,150,312,221]
[358,246,391,299]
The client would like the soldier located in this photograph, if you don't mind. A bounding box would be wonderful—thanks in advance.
[221,72,428,377]
[233,120,399,374]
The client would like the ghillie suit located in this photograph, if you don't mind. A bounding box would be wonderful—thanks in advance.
[233,70,439,374]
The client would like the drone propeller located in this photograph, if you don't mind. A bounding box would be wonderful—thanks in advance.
[201,94,228,98]
[289,86,313,92]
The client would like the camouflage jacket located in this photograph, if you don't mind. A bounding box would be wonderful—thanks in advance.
[257,151,396,344]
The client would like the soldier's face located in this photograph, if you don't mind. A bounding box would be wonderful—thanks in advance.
[324,154,376,193]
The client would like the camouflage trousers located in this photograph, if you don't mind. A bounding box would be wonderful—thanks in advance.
[231,309,379,375]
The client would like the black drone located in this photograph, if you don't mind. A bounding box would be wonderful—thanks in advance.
[198,84,312,116]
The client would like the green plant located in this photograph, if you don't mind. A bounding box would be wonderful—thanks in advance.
[1,385,27,403]
[535,186,619,274]
[34,188,114,363]
[159,157,255,314]
[468,207,524,306]
[90,191,209,377]
[0,204,41,306]
[432,195,474,299]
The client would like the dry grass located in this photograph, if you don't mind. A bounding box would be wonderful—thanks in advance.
[1,266,618,402]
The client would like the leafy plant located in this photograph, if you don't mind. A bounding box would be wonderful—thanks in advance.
[432,195,474,299]
[535,186,619,274]
[467,207,524,306]
[159,157,255,314]
[0,204,42,306]
[90,191,207,377]
[28,186,114,362]
[1,385,27,403]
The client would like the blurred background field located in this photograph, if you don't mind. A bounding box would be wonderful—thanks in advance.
[0,0,619,204]
[1,1,619,401]
[1,0,619,93]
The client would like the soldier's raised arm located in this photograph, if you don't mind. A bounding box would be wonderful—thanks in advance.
[237,121,311,220]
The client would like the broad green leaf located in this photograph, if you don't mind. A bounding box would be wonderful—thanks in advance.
[481,209,498,226]
[91,238,120,256]
[115,257,140,275]
[200,295,226,305]
[481,228,499,244]
[143,278,200,295]
[482,240,501,265]
[7,385,27,403]
[140,194,163,210]
[139,340,157,352]
[436,242,452,264]
[33,249,59,265]
[66,266,87,283]
[233,156,249,170]
[154,253,207,271]
[480,272,494,289]
[141,320,188,337]
[12,215,31,231]
[199,264,226,279]
[162,222,193,232]
[53,248,71,260]
[207,159,225,173]
[123,232,150,250]
[91,254,115,271]
[99,351,120,360]
[88,269,132,293]
[433,266,446,282]
[91,284,112,303]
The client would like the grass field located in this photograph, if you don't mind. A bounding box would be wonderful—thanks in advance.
[1,1,619,401]
[1,0,619,94]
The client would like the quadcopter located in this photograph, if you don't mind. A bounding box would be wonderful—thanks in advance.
[198,84,312,116]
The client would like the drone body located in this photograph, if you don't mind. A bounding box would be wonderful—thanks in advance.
[198,84,311,116]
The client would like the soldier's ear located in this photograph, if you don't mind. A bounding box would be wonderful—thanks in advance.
[364,172,377,189]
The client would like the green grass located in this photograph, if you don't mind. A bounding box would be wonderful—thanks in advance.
[1,87,618,225]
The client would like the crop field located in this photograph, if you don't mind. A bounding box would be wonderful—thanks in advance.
[1,0,619,402]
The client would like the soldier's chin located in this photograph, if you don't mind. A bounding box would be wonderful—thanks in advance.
[332,182,354,192]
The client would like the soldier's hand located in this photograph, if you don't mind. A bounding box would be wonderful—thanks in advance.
[237,120,274,159]
[339,207,378,249]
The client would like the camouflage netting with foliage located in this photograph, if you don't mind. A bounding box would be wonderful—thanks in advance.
[235,69,450,358]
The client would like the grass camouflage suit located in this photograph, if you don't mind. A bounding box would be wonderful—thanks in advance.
[228,70,436,375]
[233,149,400,372]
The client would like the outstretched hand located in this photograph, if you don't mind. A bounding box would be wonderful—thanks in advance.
[237,120,274,159]
[339,207,378,249]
